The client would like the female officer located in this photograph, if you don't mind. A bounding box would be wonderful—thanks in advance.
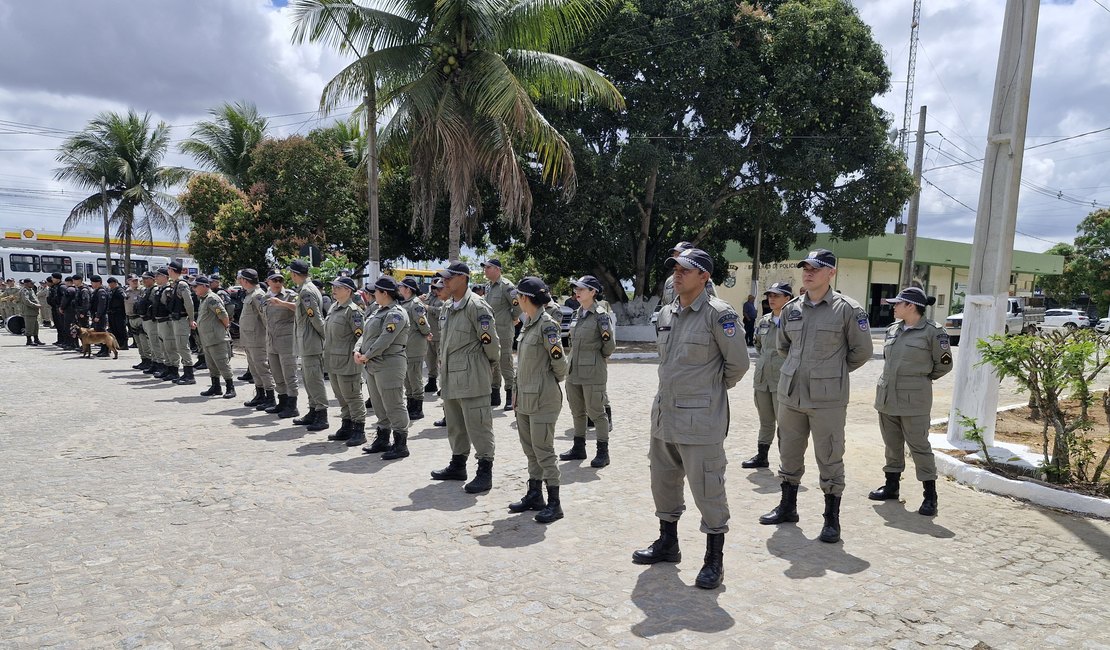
[322,277,367,447]
[398,277,432,422]
[559,275,616,467]
[741,282,793,469]
[508,277,568,523]
[870,286,953,516]
[355,276,411,460]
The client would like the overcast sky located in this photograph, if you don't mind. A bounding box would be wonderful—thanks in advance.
[0,0,1107,254]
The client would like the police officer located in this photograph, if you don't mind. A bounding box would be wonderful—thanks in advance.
[398,277,432,421]
[759,249,873,544]
[481,259,520,409]
[194,276,236,399]
[36,280,50,328]
[164,262,197,385]
[62,276,79,349]
[106,277,128,351]
[559,275,616,467]
[661,242,717,305]
[871,287,952,516]
[151,269,177,378]
[126,275,152,370]
[237,268,275,409]
[632,248,748,590]
[88,275,111,356]
[143,272,167,376]
[47,272,64,345]
[72,273,91,331]
[423,277,446,393]
[321,277,366,442]
[508,277,568,523]
[430,262,501,494]
[354,276,411,458]
[20,279,43,345]
[289,260,330,429]
[261,273,300,419]
[740,282,793,469]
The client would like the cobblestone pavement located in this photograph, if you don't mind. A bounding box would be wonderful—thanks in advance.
[2,338,1108,649]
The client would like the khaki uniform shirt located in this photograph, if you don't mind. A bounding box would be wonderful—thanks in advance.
[424,294,444,341]
[752,312,785,392]
[357,301,408,368]
[652,291,750,444]
[295,281,326,357]
[172,278,194,319]
[324,300,364,375]
[124,287,142,317]
[776,290,874,409]
[484,277,521,331]
[20,287,41,317]
[401,297,431,357]
[440,289,501,400]
[238,287,267,348]
[196,292,230,348]
[264,288,297,356]
[875,319,953,416]
[567,303,616,386]
[515,311,568,420]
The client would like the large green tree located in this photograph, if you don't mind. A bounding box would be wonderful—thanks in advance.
[54,110,187,273]
[1042,209,1110,315]
[179,101,269,189]
[520,0,913,321]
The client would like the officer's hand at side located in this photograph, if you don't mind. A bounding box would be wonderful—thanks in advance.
[190,321,197,329]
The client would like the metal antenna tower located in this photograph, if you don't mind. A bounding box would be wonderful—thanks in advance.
[895,0,922,234]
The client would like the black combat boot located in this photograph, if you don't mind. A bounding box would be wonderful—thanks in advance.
[632,520,681,564]
[695,534,725,589]
[34,336,44,346]
[292,408,317,426]
[255,389,276,411]
[306,409,330,432]
[361,427,391,453]
[503,388,513,412]
[381,431,410,460]
[223,379,236,399]
[26,335,34,346]
[606,404,613,431]
[200,377,222,396]
[868,472,901,501]
[759,482,801,525]
[174,366,196,385]
[132,359,148,370]
[328,419,352,441]
[96,344,110,357]
[244,387,265,408]
[590,440,610,468]
[277,395,299,418]
[490,386,501,407]
[161,366,180,382]
[819,494,842,543]
[193,357,207,370]
[431,454,468,481]
[239,370,252,382]
[265,394,286,414]
[741,443,771,469]
[424,376,437,393]
[144,362,161,375]
[345,422,367,446]
[919,480,938,516]
[364,396,373,411]
[464,459,493,494]
[559,437,588,461]
[433,417,447,427]
[534,484,563,523]
[508,479,546,513]
[407,398,424,421]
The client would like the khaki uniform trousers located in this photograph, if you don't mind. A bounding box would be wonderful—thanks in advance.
[23,311,39,338]
[171,318,194,367]
[425,340,439,379]
[329,372,366,423]
[649,436,729,534]
[566,382,609,441]
[243,345,274,390]
[147,320,164,363]
[516,412,560,485]
[301,354,328,411]
[490,324,515,389]
[404,357,424,402]
[443,395,495,461]
[268,351,298,397]
[366,367,408,432]
[754,388,779,446]
[203,342,233,381]
[130,316,151,360]
[878,412,937,481]
[158,321,179,367]
[777,405,847,495]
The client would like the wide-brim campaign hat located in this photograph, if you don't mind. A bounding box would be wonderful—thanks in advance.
[664,248,714,275]
[884,286,929,307]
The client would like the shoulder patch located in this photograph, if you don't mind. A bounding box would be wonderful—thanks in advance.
[598,313,612,340]
[938,332,950,350]
[549,344,564,360]
[856,309,870,332]
[940,351,952,365]
[477,313,492,331]
[388,312,404,323]
[786,308,803,321]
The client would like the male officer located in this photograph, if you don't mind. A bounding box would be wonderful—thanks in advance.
[61,276,79,349]
[237,268,275,409]
[430,262,501,494]
[145,272,169,376]
[161,261,197,384]
[398,277,432,421]
[661,241,717,305]
[126,275,152,370]
[20,279,43,345]
[631,248,749,590]
[423,276,445,393]
[289,260,329,429]
[481,259,520,409]
[47,272,64,345]
[72,273,91,330]
[193,276,236,399]
[740,282,793,469]
[759,249,873,544]
[106,277,128,351]
[261,272,300,418]
[88,275,111,356]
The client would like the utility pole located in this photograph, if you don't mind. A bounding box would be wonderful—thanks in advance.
[100,175,112,275]
[947,0,1041,448]
[749,225,762,298]
[900,106,927,288]
[365,87,381,284]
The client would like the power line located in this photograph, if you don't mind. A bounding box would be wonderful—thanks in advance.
[1092,0,1110,15]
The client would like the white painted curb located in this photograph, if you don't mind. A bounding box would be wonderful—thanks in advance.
[610,352,658,360]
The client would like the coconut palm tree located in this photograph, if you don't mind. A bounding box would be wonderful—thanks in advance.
[290,0,625,262]
[179,101,269,189]
[54,110,188,274]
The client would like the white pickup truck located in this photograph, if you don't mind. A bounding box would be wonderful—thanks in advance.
[943,297,1045,346]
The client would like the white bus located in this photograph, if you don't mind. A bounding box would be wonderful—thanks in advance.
[0,247,196,283]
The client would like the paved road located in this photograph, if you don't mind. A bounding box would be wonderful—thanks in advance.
[2,338,1108,649]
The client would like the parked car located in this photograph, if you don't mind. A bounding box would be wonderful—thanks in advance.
[1038,309,1091,332]
[943,297,1044,345]
[1095,319,1110,335]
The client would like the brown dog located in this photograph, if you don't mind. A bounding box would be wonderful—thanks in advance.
[73,326,120,359]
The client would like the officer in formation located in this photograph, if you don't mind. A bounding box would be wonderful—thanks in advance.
[89,275,111,356]
[72,274,91,331]
[661,241,716,305]
[422,277,445,394]
[290,260,330,430]
[106,277,128,351]
[262,273,300,419]
[321,276,367,444]
[61,275,79,348]
[871,287,952,516]
[141,272,168,376]
[46,272,64,346]
[632,248,748,590]
[740,282,793,469]
[36,280,51,328]
[0,279,17,325]
[508,276,568,524]
[150,270,173,377]
[481,259,520,409]
[163,262,197,385]
[398,277,431,422]
[559,275,616,468]
[759,249,873,544]
[126,275,152,370]
[354,276,411,459]
[238,269,276,410]
[194,276,236,398]
[19,278,43,346]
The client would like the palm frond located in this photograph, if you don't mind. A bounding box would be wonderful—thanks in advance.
[289,0,423,53]
[504,49,624,111]
[494,0,615,52]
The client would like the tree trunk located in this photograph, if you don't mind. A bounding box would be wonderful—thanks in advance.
[124,224,132,276]
[448,195,463,263]
[631,163,658,301]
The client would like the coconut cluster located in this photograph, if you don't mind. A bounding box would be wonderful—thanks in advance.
[431,43,461,75]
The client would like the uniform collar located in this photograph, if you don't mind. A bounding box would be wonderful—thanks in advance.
[802,289,835,307]
[451,288,473,309]
[678,289,710,313]
[900,318,927,331]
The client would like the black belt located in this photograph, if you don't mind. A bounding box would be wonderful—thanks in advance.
[155,317,170,322]
[171,314,186,321]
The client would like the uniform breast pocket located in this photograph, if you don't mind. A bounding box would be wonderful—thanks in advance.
[816,323,843,356]
[680,333,711,365]
[902,338,931,364]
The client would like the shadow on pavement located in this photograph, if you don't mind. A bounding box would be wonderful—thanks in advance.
[248,426,311,442]
[154,395,213,405]
[1038,508,1110,563]
[289,440,348,456]
[473,514,547,548]
[872,501,956,539]
[765,524,870,579]
[559,462,602,485]
[744,469,782,495]
[393,482,478,512]
[328,454,392,475]
[409,424,447,441]
[630,564,734,637]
